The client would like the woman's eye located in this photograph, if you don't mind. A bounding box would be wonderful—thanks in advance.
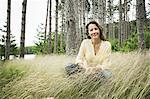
[95,28,98,30]
[90,29,93,31]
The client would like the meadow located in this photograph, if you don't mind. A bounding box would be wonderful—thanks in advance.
[0,50,150,99]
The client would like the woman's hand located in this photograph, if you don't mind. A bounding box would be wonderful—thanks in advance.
[85,67,93,74]
[92,67,102,73]
[77,62,84,67]
[85,67,102,74]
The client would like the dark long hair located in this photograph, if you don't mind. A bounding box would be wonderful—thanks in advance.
[86,20,107,41]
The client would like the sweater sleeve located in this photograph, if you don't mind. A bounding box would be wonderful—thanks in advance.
[75,40,86,65]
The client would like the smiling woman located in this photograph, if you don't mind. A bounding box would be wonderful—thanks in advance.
[65,20,112,78]
[76,20,111,73]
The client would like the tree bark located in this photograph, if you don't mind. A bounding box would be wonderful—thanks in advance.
[54,0,58,53]
[48,0,52,54]
[44,0,50,42]
[66,0,78,55]
[136,0,145,50]
[119,0,123,47]
[60,0,65,52]
[92,0,96,19]
[82,0,86,39]
[5,0,11,60]
[20,0,27,58]
[107,0,113,39]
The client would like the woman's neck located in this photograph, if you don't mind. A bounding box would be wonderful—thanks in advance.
[92,38,101,45]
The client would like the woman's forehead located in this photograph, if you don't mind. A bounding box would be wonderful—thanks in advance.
[88,24,98,28]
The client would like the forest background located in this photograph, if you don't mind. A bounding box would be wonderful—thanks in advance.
[0,0,150,98]
[0,0,150,59]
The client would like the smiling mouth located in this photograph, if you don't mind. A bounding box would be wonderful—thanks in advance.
[91,33,98,36]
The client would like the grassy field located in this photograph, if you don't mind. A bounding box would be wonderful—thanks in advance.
[0,50,150,99]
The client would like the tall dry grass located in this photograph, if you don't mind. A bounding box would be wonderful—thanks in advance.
[0,51,150,99]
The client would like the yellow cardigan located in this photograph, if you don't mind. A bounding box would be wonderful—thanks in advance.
[75,39,111,70]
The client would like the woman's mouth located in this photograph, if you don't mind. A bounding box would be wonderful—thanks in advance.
[91,33,98,37]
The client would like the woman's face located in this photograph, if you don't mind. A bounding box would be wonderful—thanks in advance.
[88,24,100,39]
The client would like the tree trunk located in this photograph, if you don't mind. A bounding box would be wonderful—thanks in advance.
[63,1,68,45]
[5,0,11,60]
[119,0,123,47]
[122,0,128,42]
[124,0,130,40]
[66,0,78,55]
[92,0,96,19]
[103,0,107,36]
[20,0,27,58]
[79,0,83,41]
[48,0,52,54]
[98,0,105,26]
[82,0,86,39]
[60,0,65,52]
[54,0,58,53]
[44,0,49,42]
[107,0,114,40]
[75,0,80,52]
[136,0,145,50]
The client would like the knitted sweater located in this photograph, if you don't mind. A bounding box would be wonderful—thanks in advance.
[75,39,111,70]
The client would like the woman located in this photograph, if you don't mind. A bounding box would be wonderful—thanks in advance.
[66,20,112,78]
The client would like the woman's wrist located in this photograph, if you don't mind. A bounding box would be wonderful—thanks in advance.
[96,64,104,70]
[76,62,86,69]
[85,67,102,74]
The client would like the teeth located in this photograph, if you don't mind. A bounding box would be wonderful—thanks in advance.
[92,33,97,36]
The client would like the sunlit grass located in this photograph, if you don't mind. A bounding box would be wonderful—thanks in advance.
[0,51,150,99]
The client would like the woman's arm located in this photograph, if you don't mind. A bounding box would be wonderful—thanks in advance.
[75,40,86,68]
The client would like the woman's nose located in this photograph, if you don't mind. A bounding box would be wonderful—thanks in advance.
[92,29,96,33]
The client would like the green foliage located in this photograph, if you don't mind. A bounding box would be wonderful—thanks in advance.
[35,39,49,54]
[56,33,66,53]
[25,46,36,54]
[121,33,138,52]
[34,23,49,54]
[110,31,150,52]
[0,33,18,60]
[145,31,150,49]
[0,23,18,60]
[34,30,66,54]
[0,44,5,57]
[9,35,18,56]
[0,35,6,57]
[110,39,120,51]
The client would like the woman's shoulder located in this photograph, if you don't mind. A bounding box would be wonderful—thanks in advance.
[82,39,91,43]
[102,40,111,47]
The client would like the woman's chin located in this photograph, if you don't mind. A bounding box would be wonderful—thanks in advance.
[92,36,99,39]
